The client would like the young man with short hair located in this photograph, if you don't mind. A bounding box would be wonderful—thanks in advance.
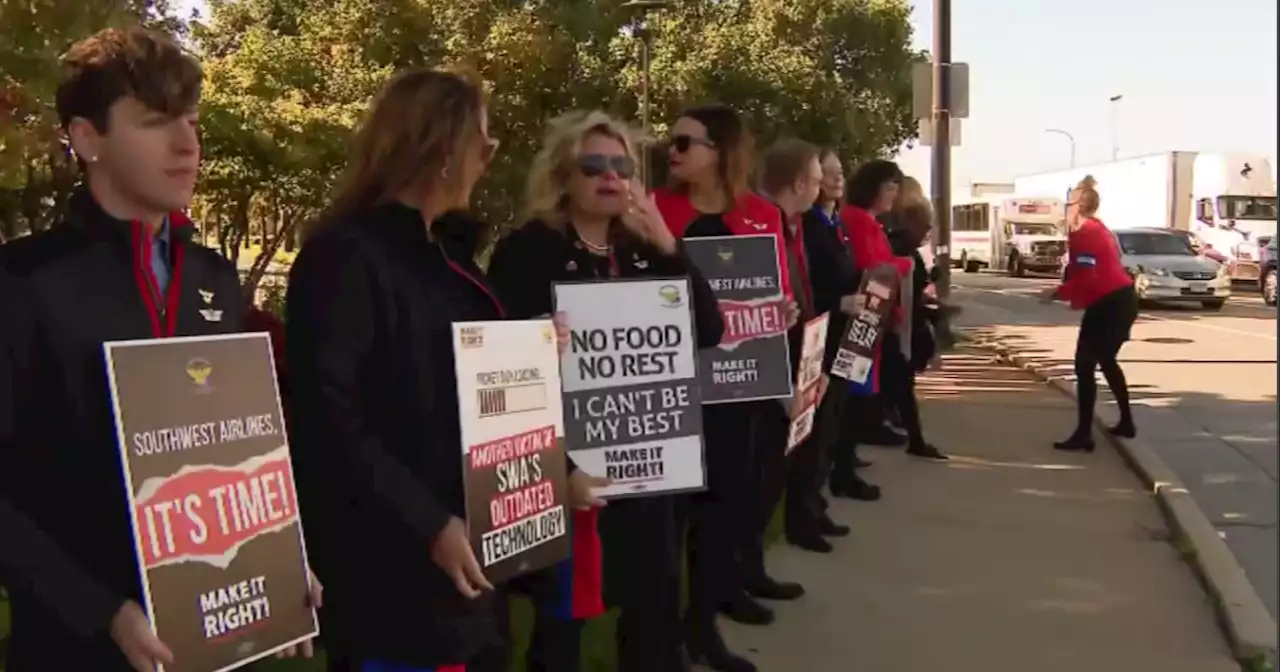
[0,26,317,670]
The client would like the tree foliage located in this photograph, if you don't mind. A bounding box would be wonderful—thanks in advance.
[0,0,920,293]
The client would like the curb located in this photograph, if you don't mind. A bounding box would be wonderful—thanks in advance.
[964,330,1278,667]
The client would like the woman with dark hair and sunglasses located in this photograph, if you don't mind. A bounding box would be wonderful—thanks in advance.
[487,110,724,672]
[653,104,798,672]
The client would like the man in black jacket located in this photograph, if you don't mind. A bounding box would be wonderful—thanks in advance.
[0,26,318,670]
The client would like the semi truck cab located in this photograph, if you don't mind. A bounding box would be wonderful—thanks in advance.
[1191,154,1277,282]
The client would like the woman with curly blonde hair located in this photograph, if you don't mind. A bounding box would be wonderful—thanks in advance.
[488,110,723,672]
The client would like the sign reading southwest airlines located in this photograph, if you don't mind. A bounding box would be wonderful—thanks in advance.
[684,234,794,404]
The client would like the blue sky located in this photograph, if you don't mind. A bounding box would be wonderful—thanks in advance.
[177,0,1277,192]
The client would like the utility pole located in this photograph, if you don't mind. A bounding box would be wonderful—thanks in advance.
[931,0,954,347]
[1109,94,1123,161]
[1044,128,1076,168]
[622,0,670,188]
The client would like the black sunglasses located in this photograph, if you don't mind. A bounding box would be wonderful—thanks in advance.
[669,134,715,153]
[578,153,636,179]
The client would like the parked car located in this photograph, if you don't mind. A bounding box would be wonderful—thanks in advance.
[1117,228,1231,310]
[1260,237,1278,306]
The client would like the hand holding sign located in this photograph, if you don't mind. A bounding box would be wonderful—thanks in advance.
[783,299,800,329]
[553,312,571,356]
[568,469,611,510]
[111,600,174,672]
[431,517,494,598]
[839,293,867,316]
[274,569,323,659]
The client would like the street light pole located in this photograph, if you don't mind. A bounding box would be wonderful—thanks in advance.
[622,0,670,189]
[1109,94,1123,161]
[930,0,954,347]
[1044,128,1076,168]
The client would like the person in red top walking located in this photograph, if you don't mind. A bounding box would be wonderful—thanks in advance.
[1042,175,1138,452]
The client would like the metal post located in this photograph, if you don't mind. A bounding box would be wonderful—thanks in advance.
[622,0,669,189]
[1109,94,1122,161]
[640,25,653,188]
[1045,128,1076,168]
[931,0,954,347]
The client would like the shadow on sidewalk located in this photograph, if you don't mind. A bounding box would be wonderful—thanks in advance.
[720,349,1239,672]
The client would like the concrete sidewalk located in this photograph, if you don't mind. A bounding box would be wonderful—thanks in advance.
[721,348,1239,672]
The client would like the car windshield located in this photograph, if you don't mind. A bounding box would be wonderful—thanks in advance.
[1117,232,1194,256]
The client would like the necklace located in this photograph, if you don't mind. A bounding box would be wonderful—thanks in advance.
[580,237,612,253]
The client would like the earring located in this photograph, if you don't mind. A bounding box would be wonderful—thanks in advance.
[441,166,449,179]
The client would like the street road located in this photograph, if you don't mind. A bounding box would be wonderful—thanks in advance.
[949,271,1278,620]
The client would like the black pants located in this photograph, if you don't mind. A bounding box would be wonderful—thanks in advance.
[786,390,840,534]
[832,391,876,484]
[742,402,789,581]
[678,403,757,629]
[466,571,584,672]
[1073,286,1138,434]
[880,337,925,449]
[600,497,685,672]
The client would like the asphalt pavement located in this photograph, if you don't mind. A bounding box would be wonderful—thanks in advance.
[947,270,1278,622]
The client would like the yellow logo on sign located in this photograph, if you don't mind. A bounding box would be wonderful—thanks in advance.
[658,284,684,307]
[717,247,734,263]
[186,358,213,387]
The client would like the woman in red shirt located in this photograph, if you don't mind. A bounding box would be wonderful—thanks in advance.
[1045,176,1138,451]
[654,104,795,672]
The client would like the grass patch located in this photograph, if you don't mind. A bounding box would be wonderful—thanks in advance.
[0,501,786,672]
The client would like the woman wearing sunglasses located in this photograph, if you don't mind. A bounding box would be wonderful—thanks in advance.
[487,110,724,672]
[653,104,797,672]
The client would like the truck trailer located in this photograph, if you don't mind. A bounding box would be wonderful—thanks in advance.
[1013,152,1277,282]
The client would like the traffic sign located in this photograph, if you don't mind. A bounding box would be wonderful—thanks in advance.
[912,61,970,120]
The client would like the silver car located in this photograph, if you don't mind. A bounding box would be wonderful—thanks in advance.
[1117,228,1231,310]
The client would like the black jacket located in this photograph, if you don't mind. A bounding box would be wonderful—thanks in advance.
[800,209,861,370]
[285,202,501,666]
[0,189,244,670]
[887,229,938,370]
[487,219,724,350]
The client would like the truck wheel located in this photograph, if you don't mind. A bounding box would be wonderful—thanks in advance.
[1201,299,1226,311]
[1264,269,1277,306]
[964,259,981,273]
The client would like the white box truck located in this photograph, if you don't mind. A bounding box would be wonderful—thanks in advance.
[1013,152,1277,281]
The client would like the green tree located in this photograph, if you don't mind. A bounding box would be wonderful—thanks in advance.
[0,0,184,240]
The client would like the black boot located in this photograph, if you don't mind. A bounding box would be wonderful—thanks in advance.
[906,442,949,461]
[830,472,882,501]
[818,513,851,537]
[719,591,775,625]
[686,615,758,672]
[786,529,834,553]
[1054,431,1095,452]
[745,574,805,601]
[1107,419,1137,439]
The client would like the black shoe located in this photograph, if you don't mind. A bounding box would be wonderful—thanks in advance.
[1053,433,1096,452]
[1107,420,1137,439]
[830,475,882,501]
[907,443,949,461]
[686,620,758,672]
[719,592,775,625]
[745,574,805,600]
[818,513,851,537]
[786,529,834,553]
[862,427,907,447]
